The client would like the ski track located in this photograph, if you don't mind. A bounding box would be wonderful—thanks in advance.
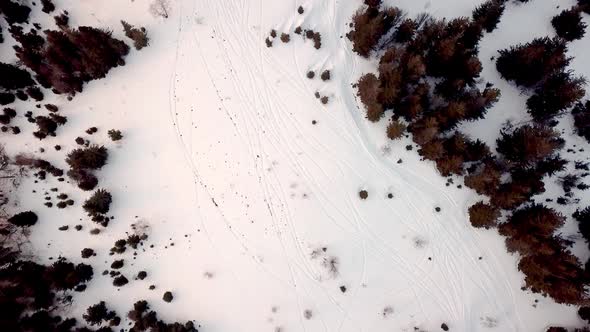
[159,0,577,331]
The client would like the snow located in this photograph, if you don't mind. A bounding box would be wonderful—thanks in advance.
[3,0,589,331]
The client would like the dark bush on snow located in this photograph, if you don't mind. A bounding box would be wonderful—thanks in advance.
[83,301,116,325]
[579,306,590,324]
[83,189,112,216]
[526,71,586,121]
[386,119,405,139]
[127,300,198,332]
[574,207,590,247]
[496,37,569,87]
[26,86,44,101]
[7,211,38,227]
[33,116,58,139]
[551,7,586,41]
[121,21,149,50]
[0,1,31,24]
[472,0,505,33]
[14,26,129,95]
[0,63,34,92]
[496,125,564,166]
[41,0,55,14]
[468,201,499,229]
[572,100,590,142]
[67,168,99,191]
[66,145,108,170]
[357,73,384,121]
[0,92,15,105]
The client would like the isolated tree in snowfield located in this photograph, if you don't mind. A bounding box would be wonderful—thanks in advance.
[551,7,587,41]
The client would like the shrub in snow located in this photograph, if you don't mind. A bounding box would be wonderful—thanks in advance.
[321,70,331,81]
[163,291,174,302]
[54,11,69,27]
[551,7,586,41]
[83,301,116,326]
[66,145,108,170]
[67,168,99,191]
[108,129,123,141]
[0,63,34,92]
[472,0,505,33]
[33,116,58,139]
[468,202,499,229]
[496,37,569,88]
[81,248,94,258]
[0,1,31,24]
[0,92,15,105]
[121,21,149,50]
[572,100,590,143]
[280,33,290,43]
[359,190,368,199]
[41,0,55,13]
[113,275,129,287]
[8,211,38,227]
[26,86,43,101]
[573,207,590,247]
[83,189,112,217]
[386,119,405,139]
[579,306,590,324]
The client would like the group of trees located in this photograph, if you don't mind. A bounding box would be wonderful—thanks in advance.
[350,0,590,305]
[13,25,129,95]
[66,145,108,191]
[496,37,586,123]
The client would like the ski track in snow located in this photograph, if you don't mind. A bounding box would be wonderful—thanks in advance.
[153,0,579,331]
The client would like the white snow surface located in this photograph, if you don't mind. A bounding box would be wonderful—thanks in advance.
[3,0,590,331]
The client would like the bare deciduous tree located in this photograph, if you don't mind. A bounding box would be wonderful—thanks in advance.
[150,0,171,19]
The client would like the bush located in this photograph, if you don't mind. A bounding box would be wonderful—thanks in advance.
[66,145,108,170]
[551,8,586,41]
[472,0,505,33]
[108,129,123,141]
[113,275,128,287]
[0,63,34,92]
[574,207,590,245]
[468,202,499,229]
[33,116,58,139]
[67,168,99,190]
[41,0,55,13]
[573,100,590,142]
[386,119,405,139]
[163,291,173,302]
[496,125,564,165]
[0,1,31,24]
[121,21,149,50]
[579,306,590,324]
[83,302,115,325]
[357,73,384,121]
[359,190,368,199]
[321,70,331,81]
[83,189,112,216]
[496,37,569,87]
[7,211,38,227]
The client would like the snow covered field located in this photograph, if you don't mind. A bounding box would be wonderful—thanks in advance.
[3,0,590,331]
